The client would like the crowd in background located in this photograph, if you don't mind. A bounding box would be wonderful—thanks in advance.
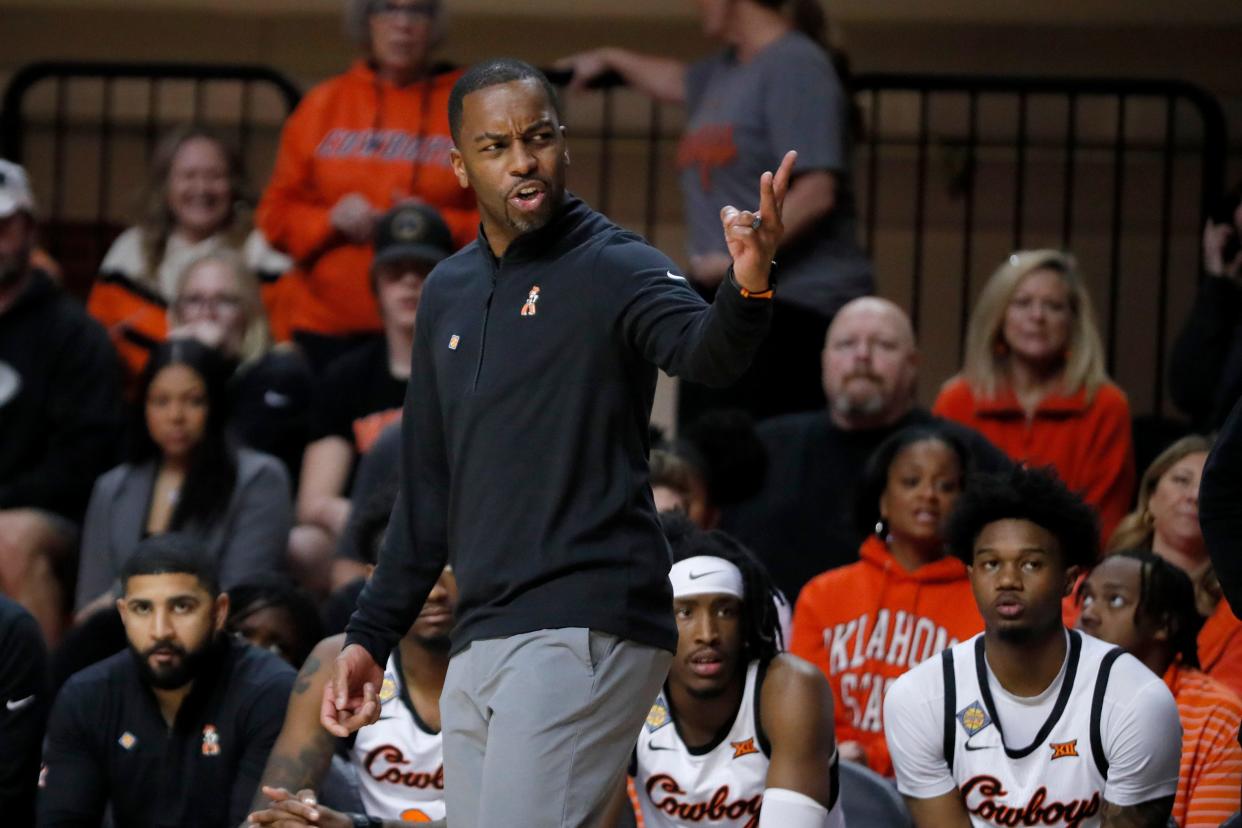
[3,0,1242,825]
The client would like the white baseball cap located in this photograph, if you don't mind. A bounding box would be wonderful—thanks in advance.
[0,159,35,219]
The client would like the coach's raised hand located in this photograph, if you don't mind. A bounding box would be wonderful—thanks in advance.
[719,149,796,295]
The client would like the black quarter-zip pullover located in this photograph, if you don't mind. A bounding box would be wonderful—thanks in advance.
[345,195,773,661]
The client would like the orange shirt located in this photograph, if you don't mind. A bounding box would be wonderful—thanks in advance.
[85,272,168,392]
[257,61,477,339]
[789,536,985,776]
[932,377,1135,543]
[1165,662,1242,827]
[1201,599,1242,700]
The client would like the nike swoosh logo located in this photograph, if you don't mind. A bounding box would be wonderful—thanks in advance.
[666,271,687,282]
[688,571,720,580]
[648,744,676,751]
[6,695,35,712]
[963,742,995,751]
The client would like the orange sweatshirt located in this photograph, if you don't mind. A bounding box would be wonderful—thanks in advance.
[257,61,477,339]
[85,272,167,393]
[789,536,985,777]
[932,377,1135,543]
[1201,599,1242,700]
[1165,662,1242,828]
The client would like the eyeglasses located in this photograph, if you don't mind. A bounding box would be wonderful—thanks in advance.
[177,293,242,315]
[370,1,438,21]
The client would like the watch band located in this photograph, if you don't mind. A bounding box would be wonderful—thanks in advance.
[730,262,777,300]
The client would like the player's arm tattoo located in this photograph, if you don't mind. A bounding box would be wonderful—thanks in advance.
[292,654,320,695]
[248,729,335,812]
[1099,796,1175,828]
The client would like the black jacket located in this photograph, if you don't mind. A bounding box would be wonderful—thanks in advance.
[0,271,123,520]
[1169,275,1242,431]
[1202,395,1242,612]
[0,596,47,826]
[39,636,294,828]
[346,196,772,661]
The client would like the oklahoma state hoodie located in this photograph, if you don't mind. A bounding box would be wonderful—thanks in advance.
[790,535,984,776]
[257,61,478,339]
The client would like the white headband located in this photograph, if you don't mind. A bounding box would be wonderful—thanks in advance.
[669,556,744,600]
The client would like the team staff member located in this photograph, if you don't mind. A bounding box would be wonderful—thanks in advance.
[1078,552,1242,828]
[884,468,1181,828]
[325,59,790,827]
[39,535,294,828]
[605,517,843,827]
[256,0,477,365]
[0,595,47,825]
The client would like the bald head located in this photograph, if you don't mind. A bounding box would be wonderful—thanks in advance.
[822,297,919,430]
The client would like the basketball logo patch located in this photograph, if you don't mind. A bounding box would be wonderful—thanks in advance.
[201,724,220,756]
[731,737,759,759]
[646,695,671,732]
[957,701,991,736]
[520,286,541,317]
[1049,740,1079,760]
[380,675,398,704]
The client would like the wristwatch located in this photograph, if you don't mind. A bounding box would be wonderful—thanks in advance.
[349,814,383,828]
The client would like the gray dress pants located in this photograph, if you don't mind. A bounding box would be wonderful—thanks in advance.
[440,628,671,827]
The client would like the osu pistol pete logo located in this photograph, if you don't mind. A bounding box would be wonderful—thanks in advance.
[520,286,541,317]
[201,724,221,756]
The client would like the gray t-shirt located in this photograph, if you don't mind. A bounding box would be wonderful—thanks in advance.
[681,32,873,315]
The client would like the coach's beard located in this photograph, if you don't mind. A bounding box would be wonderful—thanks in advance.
[131,633,219,690]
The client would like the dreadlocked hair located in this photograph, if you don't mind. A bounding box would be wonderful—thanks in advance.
[1110,549,1204,669]
[661,512,784,664]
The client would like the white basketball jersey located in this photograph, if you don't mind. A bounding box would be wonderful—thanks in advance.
[633,661,844,828]
[349,652,446,822]
[941,630,1123,828]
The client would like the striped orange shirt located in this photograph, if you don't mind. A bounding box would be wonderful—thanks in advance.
[1165,662,1242,827]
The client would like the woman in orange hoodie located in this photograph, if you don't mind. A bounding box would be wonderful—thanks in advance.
[790,424,984,777]
[256,0,477,369]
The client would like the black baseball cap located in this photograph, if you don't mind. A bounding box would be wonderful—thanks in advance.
[372,203,454,269]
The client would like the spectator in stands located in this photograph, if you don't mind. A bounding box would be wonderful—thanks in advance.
[721,296,1009,601]
[329,424,401,591]
[39,534,294,827]
[649,448,698,517]
[225,576,325,669]
[256,0,477,372]
[75,339,292,617]
[1109,433,1242,698]
[0,158,124,643]
[1108,435,1213,610]
[168,251,316,482]
[289,203,451,596]
[934,249,1135,542]
[559,0,872,423]
[789,425,984,777]
[88,126,289,386]
[0,595,49,825]
[1169,182,1242,431]
[1078,551,1242,828]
